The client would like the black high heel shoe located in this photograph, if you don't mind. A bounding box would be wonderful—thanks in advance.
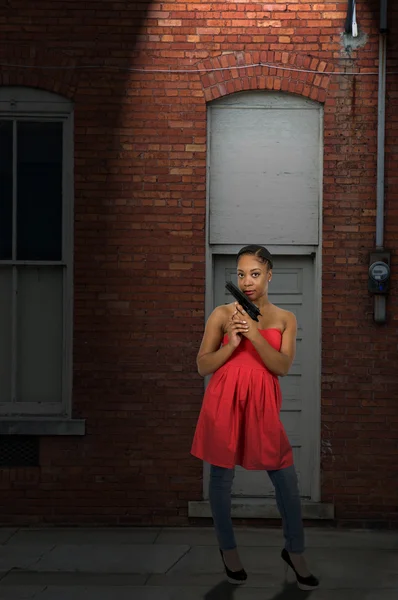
[219,549,247,585]
[281,548,319,590]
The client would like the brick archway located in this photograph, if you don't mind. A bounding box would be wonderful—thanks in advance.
[0,48,80,99]
[198,51,334,103]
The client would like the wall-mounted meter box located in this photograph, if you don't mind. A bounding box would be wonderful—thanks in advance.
[368,251,391,295]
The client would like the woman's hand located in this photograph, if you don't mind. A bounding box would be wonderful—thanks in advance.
[233,303,261,343]
[225,306,250,349]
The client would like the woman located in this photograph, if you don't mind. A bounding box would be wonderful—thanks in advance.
[191,245,319,590]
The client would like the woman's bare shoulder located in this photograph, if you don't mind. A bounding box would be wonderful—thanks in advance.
[278,306,297,329]
[268,304,296,331]
[207,304,234,331]
[211,303,235,320]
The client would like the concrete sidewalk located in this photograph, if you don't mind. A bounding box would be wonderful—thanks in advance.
[0,526,397,600]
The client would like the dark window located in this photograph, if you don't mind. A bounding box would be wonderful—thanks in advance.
[0,121,13,260]
[17,122,63,261]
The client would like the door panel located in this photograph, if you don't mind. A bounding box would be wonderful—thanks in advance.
[209,92,321,245]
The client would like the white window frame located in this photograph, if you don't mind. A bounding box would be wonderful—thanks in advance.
[0,87,75,424]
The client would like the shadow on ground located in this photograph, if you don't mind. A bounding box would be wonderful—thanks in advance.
[205,580,313,600]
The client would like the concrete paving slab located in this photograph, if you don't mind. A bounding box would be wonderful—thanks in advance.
[0,586,45,600]
[0,527,397,599]
[33,544,190,574]
[23,584,285,600]
[0,572,147,587]
[305,528,398,550]
[156,527,285,547]
[309,547,398,588]
[147,572,277,588]
[155,545,398,590]
[6,528,160,546]
[119,586,284,600]
[168,545,283,576]
[4,526,397,550]
[134,588,398,600]
[37,587,169,600]
[3,584,398,600]
[363,594,398,600]
[0,529,18,545]
[0,545,54,572]
[155,527,220,546]
[153,526,398,550]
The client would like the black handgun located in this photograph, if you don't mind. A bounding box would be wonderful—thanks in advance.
[225,281,262,322]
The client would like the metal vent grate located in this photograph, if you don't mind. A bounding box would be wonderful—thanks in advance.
[0,436,39,467]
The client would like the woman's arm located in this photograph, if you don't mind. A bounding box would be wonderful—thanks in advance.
[196,308,233,377]
[238,307,297,377]
[196,306,248,377]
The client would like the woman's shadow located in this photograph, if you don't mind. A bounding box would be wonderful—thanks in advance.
[204,580,314,600]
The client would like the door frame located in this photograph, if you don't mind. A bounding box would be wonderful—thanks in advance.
[202,96,324,503]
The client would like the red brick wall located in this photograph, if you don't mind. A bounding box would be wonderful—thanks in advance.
[0,1,397,527]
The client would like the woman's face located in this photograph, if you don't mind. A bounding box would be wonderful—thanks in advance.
[236,254,271,301]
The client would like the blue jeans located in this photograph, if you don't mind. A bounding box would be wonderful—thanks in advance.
[209,464,305,554]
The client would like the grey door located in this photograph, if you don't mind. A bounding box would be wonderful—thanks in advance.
[213,254,316,498]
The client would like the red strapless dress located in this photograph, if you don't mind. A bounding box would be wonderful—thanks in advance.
[191,329,293,470]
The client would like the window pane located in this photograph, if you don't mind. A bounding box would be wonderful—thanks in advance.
[16,267,63,404]
[0,268,12,402]
[17,122,62,261]
[0,121,13,260]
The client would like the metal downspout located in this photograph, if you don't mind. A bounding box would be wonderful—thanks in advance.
[373,0,388,323]
[376,0,388,250]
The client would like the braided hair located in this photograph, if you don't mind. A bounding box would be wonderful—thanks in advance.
[236,245,273,270]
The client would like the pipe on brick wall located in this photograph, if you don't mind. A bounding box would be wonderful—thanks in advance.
[344,0,354,34]
[380,0,388,32]
[373,0,389,323]
[376,0,388,249]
